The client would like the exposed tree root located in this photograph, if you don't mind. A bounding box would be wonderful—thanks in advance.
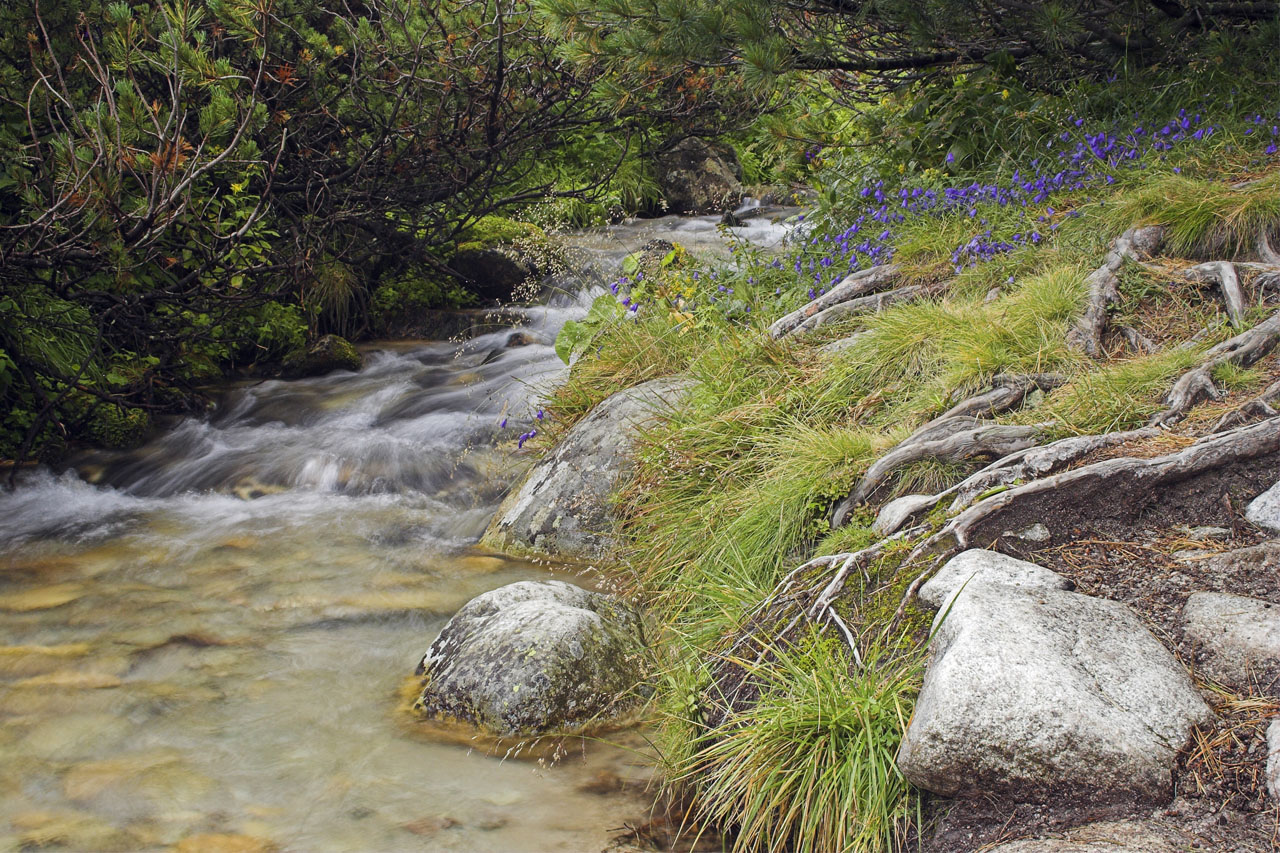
[871,426,1161,536]
[1067,226,1166,357]
[1150,309,1280,427]
[1259,225,1280,266]
[832,422,1044,527]
[784,283,933,337]
[706,526,927,722]
[908,415,1280,565]
[1212,378,1280,433]
[767,264,901,338]
[1119,325,1160,354]
[829,374,1062,527]
[1185,261,1248,329]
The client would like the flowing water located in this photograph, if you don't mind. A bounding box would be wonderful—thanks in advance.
[0,212,795,852]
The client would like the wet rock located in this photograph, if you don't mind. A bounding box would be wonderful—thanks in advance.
[505,331,539,348]
[402,815,460,836]
[482,377,690,561]
[0,643,93,677]
[449,247,536,302]
[1182,591,1280,688]
[652,138,742,214]
[982,819,1189,852]
[413,580,647,736]
[281,334,363,378]
[918,548,1073,609]
[13,809,144,852]
[1245,479,1280,533]
[899,551,1213,803]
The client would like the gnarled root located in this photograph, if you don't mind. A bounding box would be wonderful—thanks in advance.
[1067,226,1166,357]
[1185,261,1248,329]
[768,265,901,339]
[908,415,1280,565]
[870,426,1161,537]
[830,373,1063,527]
[1212,377,1280,433]
[1150,309,1280,427]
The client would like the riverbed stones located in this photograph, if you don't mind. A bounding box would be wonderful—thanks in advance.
[1245,479,1280,533]
[482,377,690,561]
[898,550,1213,803]
[414,581,647,736]
[1182,592,1280,687]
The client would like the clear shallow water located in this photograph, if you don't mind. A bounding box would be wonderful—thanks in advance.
[0,215,798,852]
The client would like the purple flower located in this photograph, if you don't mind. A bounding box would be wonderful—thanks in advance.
[499,417,507,429]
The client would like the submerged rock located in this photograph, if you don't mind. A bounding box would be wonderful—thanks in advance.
[1182,591,1280,688]
[413,581,647,736]
[482,377,690,561]
[899,550,1213,803]
[281,334,362,378]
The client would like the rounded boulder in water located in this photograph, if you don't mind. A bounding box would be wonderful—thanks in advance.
[413,580,648,737]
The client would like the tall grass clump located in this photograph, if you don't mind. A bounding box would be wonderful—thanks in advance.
[670,634,922,853]
[1105,171,1280,258]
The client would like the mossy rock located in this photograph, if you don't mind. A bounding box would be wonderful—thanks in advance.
[448,216,564,303]
[455,216,549,253]
[413,580,648,737]
[85,403,153,450]
[281,334,362,378]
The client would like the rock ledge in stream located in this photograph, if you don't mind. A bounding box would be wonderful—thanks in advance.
[413,581,647,736]
[281,334,362,378]
[482,377,691,561]
[898,549,1213,804]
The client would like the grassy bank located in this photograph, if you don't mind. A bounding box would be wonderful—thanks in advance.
[539,81,1280,852]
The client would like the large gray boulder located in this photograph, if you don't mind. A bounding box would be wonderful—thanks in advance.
[898,550,1213,803]
[482,377,690,561]
[413,581,647,736]
[1182,591,1280,688]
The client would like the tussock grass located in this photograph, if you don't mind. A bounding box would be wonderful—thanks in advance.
[671,634,922,853]
[1106,171,1280,258]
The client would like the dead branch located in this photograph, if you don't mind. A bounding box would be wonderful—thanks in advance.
[1067,226,1166,357]
[768,264,900,338]
[783,283,933,337]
